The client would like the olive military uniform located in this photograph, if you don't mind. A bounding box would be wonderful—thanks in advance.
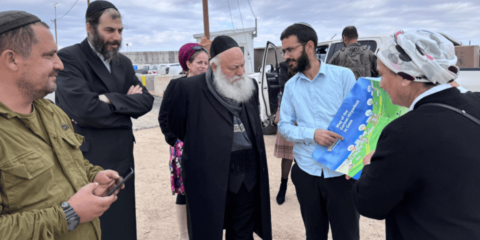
[0,99,103,240]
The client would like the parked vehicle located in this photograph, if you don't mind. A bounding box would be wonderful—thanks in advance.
[319,33,479,91]
[147,65,159,75]
[166,64,183,75]
[134,65,150,74]
[316,35,390,63]
[145,64,183,75]
[157,64,169,75]
[457,68,480,92]
[249,41,281,135]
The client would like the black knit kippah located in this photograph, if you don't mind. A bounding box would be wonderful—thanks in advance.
[86,0,118,18]
[210,35,239,59]
[0,11,41,35]
[294,22,314,30]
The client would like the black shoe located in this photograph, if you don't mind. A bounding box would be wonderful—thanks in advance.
[276,178,288,205]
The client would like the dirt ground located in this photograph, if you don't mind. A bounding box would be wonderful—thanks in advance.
[132,97,385,239]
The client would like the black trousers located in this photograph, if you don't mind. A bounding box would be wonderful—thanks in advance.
[176,193,186,205]
[99,177,137,240]
[291,164,359,240]
[223,183,258,240]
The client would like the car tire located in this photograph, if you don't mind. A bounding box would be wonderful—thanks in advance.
[262,115,277,135]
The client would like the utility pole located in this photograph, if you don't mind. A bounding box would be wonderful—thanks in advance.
[53,3,58,45]
[202,0,210,40]
[87,0,90,5]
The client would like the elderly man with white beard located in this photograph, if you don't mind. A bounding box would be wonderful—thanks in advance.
[168,35,272,240]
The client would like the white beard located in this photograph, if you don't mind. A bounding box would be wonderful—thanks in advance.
[213,66,255,103]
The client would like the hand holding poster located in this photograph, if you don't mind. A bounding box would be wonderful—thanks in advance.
[312,77,408,179]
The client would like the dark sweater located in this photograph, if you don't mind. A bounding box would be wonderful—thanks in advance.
[158,77,184,147]
[353,88,480,240]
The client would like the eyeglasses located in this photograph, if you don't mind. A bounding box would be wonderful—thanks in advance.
[190,45,208,55]
[282,44,304,57]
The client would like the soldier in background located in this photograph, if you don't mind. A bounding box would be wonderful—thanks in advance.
[328,26,378,79]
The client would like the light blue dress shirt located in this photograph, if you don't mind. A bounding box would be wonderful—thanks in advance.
[278,62,356,178]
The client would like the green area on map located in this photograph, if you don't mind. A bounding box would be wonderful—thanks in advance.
[336,80,409,177]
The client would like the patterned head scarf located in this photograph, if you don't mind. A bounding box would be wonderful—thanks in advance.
[377,30,459,85]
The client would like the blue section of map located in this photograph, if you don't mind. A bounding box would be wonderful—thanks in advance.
[311,78,373,177]
[353,170,362,180]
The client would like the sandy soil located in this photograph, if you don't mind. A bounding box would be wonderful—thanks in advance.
[131,97,385,239]
[132,131,386,240]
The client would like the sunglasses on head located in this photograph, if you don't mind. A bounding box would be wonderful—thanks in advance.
[190,45,208,54]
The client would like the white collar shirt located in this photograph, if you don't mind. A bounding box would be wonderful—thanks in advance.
[88,40,112,73]
[409,84,452,111]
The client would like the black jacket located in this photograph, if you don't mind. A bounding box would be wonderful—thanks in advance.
[56,38,154,171]
[55,38,154,240]
[167,73,272,240]
[158,77,184,147]
[353,88,480,239]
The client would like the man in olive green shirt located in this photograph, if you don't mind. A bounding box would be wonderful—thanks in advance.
[0,11,122,240]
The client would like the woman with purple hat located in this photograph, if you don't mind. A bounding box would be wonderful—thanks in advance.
[158,43,208,240]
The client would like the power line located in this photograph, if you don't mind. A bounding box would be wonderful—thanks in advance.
[58,0,79,21]
[236,0,247,39]
[236,0,254,72]
[226,0,237,41]
[246,0,256,19]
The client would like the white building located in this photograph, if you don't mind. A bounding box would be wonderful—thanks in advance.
[193,27,257,74]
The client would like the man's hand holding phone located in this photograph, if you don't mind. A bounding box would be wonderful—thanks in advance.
[93,170,125,197]
[68,182,117,224]
[66,169,133,224]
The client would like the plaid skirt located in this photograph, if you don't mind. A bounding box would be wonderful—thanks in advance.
[274,131,294,160]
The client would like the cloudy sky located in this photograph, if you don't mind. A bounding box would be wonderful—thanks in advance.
[2,0,479,52]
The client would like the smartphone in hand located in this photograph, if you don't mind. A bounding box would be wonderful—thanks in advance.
[107,168,134,196]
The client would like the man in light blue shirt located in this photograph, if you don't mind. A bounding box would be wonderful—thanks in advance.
[278,23,359,240]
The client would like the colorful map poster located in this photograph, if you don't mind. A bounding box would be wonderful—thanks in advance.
[311,77,408,179]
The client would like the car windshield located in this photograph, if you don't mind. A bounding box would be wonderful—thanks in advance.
[316,45,329,62]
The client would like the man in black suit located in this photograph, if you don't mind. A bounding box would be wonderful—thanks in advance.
[168,35,272,240]
[55,1,154,239]
[353,30,480,239]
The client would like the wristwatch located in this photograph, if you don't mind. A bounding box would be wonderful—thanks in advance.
[61,202,80,232]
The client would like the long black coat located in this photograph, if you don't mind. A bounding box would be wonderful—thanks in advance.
[55,38,154,240]
[168,73,272,240]
[158,77,183,147]
[353,88,480,239]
